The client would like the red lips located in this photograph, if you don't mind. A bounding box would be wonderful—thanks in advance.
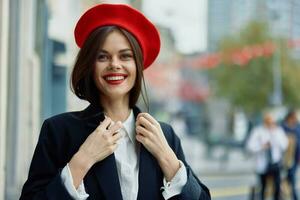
[103,73,128,85]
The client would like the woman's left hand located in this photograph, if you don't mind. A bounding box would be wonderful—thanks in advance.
[136,113,180,181]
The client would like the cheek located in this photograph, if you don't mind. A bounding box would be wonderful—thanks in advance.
[93,66,105,86]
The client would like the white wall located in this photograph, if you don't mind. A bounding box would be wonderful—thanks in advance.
[0,0,9,199]
[4,0,41,198]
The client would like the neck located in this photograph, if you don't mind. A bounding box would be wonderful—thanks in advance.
[100,96,131,122]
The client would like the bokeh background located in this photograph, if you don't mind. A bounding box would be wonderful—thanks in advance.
[1,0,300,199]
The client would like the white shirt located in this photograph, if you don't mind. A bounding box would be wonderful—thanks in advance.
[114,110,139,200]
[246,125,288,173]
[61,110,187,199]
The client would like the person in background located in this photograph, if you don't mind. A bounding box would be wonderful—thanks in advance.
[282,110,300,200]
[19,3,210,200]
[247,112,288,200]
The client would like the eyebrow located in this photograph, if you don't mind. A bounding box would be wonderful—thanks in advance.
[120,49,133,53]
[98,49,133,54]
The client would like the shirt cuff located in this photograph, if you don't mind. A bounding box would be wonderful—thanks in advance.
[161,160,188,199]
[61,164,89,200]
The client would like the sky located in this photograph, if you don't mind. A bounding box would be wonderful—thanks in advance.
[48,0,208,55]
[142,0,207,54]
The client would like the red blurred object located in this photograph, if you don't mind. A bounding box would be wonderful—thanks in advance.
[178,80,209,102]
[183,41,281,68]
[231,50,250,66]
[288,39,300,48]
[192,53,221,69]
[262,42,276,57]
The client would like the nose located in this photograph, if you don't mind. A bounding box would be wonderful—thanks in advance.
[109,56,122,70]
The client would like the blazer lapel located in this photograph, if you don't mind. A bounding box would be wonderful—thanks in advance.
[80,104,123,199]
[133,107,162,200]
[137,145,161,200]
[92,154,123,200]
[80,104,105,129]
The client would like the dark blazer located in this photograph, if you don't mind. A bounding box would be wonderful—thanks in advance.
[20,104,211,200]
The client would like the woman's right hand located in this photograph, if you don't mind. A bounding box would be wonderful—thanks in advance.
[69,117,123,188]
[79,117,123,165]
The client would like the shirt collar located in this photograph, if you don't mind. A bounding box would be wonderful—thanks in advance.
[122,109,135,143]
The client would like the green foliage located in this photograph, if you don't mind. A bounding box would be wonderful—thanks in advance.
[280,41,300,107]
[209,21,300,115]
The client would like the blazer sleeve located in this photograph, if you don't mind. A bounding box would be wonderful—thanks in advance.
[161,123,211,200]
[19,119,74,200]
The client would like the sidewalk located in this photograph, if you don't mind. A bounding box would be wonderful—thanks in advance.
[180,135,255,176]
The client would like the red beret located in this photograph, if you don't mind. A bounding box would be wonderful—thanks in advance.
[74,4,161,69]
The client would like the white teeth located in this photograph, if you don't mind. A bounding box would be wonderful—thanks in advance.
[105,76,125,81]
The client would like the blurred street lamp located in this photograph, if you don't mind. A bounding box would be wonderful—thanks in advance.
[271,46,282,106]
[270,9,283,106]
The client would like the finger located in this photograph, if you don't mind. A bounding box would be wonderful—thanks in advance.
[97,117,112,131]
[112,131,123,143]
[136,134,149,146]
[136,116,154,131]
[108,121,123,135]
[108,121,115,129]
[138,113,159,126]
[136,125,152,138]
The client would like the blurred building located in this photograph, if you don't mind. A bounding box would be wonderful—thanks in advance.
[2,0,47,199]
[207,0,300,51]
[0,0,75,199]
[3,0,39,199]
[207,0,232,52]
[266,0,300,38]
[289,1,300,41]
[0,1,9,199]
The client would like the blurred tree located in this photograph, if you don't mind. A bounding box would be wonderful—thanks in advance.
[209,21,300,115]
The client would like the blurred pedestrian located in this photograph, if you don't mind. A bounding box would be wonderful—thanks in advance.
[169,111,188,139]
[247,112,288,200]
[19,3,210,200]
[282,110,300,200]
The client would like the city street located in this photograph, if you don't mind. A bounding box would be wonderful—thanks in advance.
[202,171,300,200]
[182,136,256,199]
[203,173,255,200]
[181,136,300,200]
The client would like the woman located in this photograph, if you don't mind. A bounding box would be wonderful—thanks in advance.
[20,4,210,200]
[282,110,300,200]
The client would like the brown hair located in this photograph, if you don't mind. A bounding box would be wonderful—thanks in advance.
[71,26,148,109]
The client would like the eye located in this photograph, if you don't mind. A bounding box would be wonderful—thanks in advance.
[120,53,133,60]
[97,53,109,61]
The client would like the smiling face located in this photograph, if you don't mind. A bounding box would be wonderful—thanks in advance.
[71,26,145,107]
[93,30,137,103]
